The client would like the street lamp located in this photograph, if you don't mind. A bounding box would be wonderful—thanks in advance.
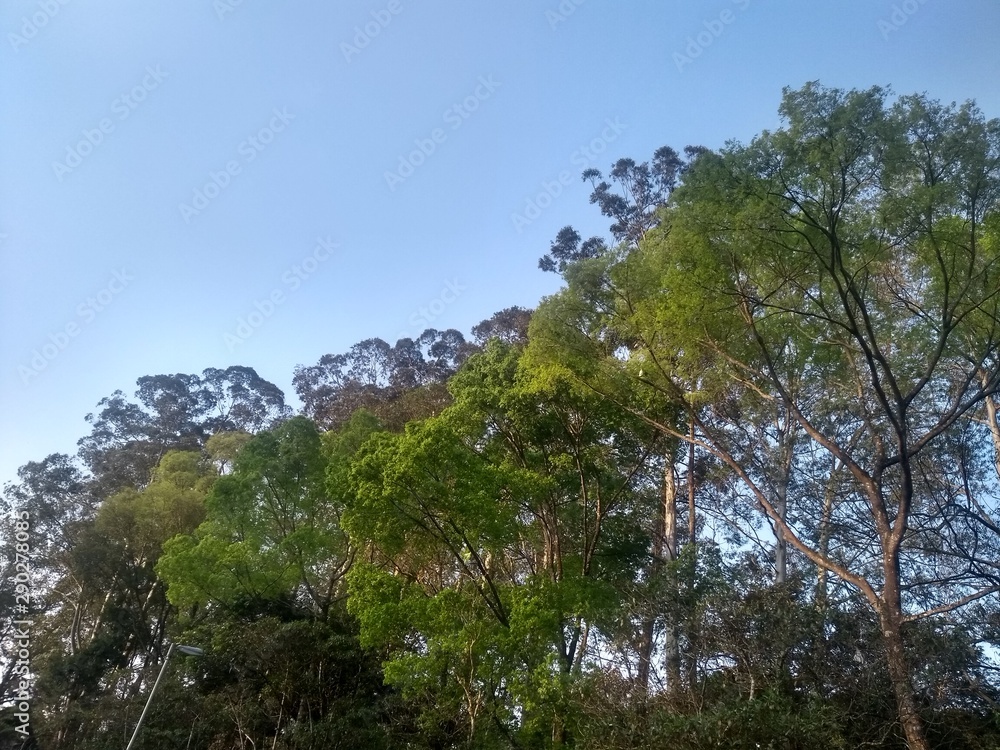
[124,642,204,750]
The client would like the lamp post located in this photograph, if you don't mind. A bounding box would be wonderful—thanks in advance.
[124,642,204,750]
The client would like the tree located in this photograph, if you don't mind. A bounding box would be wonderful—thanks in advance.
[293,331,475,431]
[200,365,293,433]
[15,450,214,749]
[471,306,533,346]
[535,146,719,696]
[342,339,661,746]
[0,456,97,719]
[529,233,706,696]
[158,416,350,618]
[78,367,289,495]
[582,145,691,245]
[533,84,1000,749]
[539,145,705,273]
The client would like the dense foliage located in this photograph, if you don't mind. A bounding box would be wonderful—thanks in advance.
[3,85,1000,749]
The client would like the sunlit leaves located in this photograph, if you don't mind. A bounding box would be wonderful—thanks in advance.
[158,417,348,614]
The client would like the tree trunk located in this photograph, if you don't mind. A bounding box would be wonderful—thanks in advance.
[880,543,929,750]
[687,424,696,546]
[636,618,654,694]
[813,458,841,679]
[773,416,795,585]
[814,459,839,612]
[773,497,787,585]
[982,385,1000,481]
[637,452,678,693]
[879,606,929,750]
[684,423,697,692]
[663,459,681,692]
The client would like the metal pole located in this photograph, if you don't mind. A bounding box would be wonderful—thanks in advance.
[124,642,175,750]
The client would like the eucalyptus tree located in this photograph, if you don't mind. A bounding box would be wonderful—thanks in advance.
[293,330,475,431]
[538,145,702,275]
[470,305,533,346]
[78,367,290,495]
[535,146,716,695]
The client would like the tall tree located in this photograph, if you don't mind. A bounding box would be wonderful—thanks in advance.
[539,145,705,274]
[342,339,660,745]
[293,330,475,431]
[78,367,289,495]
[533,84,1000,749]
[15,450,214,749]
[158,416,350,618]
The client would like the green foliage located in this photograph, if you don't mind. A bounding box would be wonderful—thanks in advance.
[573,684,848,750]
[205,429,252,472]
[339,337,667,746]
[158,416,348,614]
[96,450,212,561]
[9,84,1000,750]
[185,612,394,750]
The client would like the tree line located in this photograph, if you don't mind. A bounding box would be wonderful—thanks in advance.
[2,83,1000,749]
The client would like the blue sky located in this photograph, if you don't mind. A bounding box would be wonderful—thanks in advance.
[2,0,998,488]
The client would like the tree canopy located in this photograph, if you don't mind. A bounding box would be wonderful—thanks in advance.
[3,84,999,750]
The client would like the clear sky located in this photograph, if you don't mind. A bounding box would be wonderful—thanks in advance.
[2,0,998,488]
